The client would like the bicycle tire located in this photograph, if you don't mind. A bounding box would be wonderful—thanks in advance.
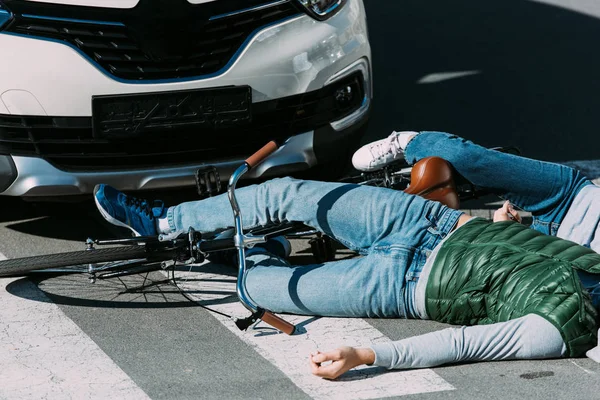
[0,246,172,277]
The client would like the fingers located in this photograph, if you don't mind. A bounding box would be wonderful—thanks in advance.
[309,347,371,380]
[494,201,522,223]
[504,201,522,222]
[309,349,347,380]
[311,349,341,364]
[310,351,326,364]
[493,206,510,222]
[311,361,343,379]
[309,352,322,375]
[507,203,522,223]
[310,359,345,379]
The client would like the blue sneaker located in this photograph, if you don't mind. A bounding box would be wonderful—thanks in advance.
[94,184,165,237]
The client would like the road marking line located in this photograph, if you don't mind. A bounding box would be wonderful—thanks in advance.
[175,267,455,399]
[0,252,150,400]
[417,70,481,84]
[570,360,596,375]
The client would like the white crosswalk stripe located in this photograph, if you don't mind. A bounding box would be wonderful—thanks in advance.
[173,267,455,399]
[0,253,150,400]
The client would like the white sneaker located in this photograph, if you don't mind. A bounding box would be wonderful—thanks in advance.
[352,131,415,171]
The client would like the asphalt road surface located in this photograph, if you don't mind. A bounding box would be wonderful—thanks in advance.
[2,1,600,399]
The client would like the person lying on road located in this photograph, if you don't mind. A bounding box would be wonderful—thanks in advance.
[92,134,600,379]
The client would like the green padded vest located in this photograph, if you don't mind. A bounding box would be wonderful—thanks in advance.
[426,218,600,357]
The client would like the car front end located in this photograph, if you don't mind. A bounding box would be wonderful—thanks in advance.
[0,0,371,197]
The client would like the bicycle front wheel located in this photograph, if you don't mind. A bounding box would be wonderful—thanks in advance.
[0,247,164,277]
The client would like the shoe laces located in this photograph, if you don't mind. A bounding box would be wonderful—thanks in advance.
[369,132,402,160]
[124,196,162,220]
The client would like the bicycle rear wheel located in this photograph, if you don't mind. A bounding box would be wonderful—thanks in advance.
[0,246,169,277]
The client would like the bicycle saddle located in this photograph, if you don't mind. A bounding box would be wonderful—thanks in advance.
[404,157,460,209]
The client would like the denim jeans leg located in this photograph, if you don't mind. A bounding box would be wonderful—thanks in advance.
[245,204,463,318]
[167,177,463,317]
[404,131,591,234]
[168,177,453,253]
[244,250,413,317]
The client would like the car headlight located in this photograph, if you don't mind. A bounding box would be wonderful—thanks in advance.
[0,2,13,31]
[295,0,347,21]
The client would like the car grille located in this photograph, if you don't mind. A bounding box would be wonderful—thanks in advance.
[6,2,299,81]
[0,73,364,171]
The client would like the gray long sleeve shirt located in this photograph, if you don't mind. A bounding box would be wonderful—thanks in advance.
[370,314,565,369]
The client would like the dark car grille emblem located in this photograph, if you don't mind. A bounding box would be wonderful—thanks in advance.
[126,0,210,62]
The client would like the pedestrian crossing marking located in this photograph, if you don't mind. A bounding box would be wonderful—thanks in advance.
[174,267,455,399]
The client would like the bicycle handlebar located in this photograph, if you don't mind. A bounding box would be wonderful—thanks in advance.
[225,139,297,335]
[197,237,235,253]
[245,141,278,170]
[261,310,296,335]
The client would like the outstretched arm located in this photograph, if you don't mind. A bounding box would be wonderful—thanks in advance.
[310,314,565,379]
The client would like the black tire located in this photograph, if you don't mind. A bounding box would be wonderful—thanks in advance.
[0,246,170,277]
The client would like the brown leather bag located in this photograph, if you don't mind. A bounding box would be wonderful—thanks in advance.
[404,157,460,209]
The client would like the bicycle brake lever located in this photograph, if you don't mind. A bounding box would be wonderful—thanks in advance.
[158,231,186,242]
[234,311,262,331]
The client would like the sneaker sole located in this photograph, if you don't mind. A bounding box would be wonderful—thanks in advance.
[353,157,408,172]
[93,189,142,237]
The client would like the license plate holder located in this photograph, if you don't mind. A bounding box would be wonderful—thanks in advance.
[92,86,252,138]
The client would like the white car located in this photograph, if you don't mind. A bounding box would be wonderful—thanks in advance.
[0,0,371,197]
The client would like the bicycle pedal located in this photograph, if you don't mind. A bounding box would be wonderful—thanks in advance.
[309,235,336,263]
[322,235,335,261]
[195,166,221,198]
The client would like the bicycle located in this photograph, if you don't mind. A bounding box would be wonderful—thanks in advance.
[0,141,519,335]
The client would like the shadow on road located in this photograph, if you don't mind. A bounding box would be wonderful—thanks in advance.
[0,198,111,241]
[6,273,201,309]
[363,0,600,162]
[0,188,202,240]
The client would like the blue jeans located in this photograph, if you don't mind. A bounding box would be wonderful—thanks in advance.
[404,131,592,236]
[167,177,463,317]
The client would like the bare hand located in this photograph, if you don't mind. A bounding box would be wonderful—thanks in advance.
[493,200,522,223]
[309,346,375,380]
